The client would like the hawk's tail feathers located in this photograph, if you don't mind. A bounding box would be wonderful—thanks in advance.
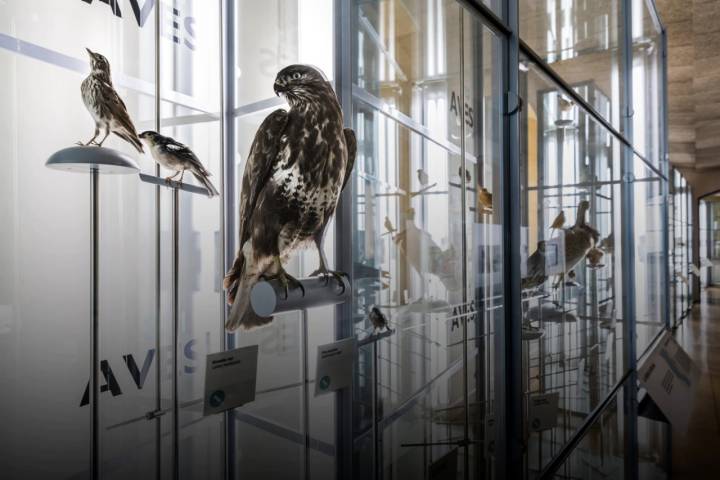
[225,274,273,331]
[192,170,220,197]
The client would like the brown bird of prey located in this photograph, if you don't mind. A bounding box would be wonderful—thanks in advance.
[139,131,220,197]
[79,48,143,153]
[223,65,356,330]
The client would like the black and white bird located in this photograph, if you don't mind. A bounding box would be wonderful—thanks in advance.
[369,306,391,333]
[223,65,356,330]
[139,131,219,197]
[79,48,143,153]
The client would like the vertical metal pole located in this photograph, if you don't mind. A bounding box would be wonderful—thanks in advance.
[458,8,470,480]
[154,1,162,478]
[334,0,354,478]
[372,341,380,480]
[620,1,639,478]
[173,187,180,480]
[302,312,310,480]
[219,1,232,478]
[90,168,100,480]
[498,0,523,478]
[660,30,671,331]
[221,0,237,476]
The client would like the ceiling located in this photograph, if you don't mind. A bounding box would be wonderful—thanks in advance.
[656,0,720,170]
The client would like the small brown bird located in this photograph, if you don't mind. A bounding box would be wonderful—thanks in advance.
[382,216,396,236]
[477,187,493,214]
[458,166,471,183]
[559,96,575,113]
[79,48,143,153]
[550,211,566,231]
[417,168,429,186]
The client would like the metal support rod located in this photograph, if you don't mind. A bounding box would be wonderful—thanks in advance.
[172,187,180,480]
[153,2,162,478]
[620,1,639,478]
[250,276,350,317]
[373,340,380,480]
[90,168,100,480]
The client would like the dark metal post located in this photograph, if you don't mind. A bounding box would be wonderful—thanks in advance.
[90,168,100,480]
[620,1,639,478]
[334,0,355,478]
[172,187,180,480]
[153,2,163,478]
[497,0,523,478]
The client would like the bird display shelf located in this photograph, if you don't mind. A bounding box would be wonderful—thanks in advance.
[250,274,351,317]
[46,145,140,174]
[138,172,211,196]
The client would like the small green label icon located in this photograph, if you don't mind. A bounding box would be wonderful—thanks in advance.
[319,376,331,390]
[209,390,225,407]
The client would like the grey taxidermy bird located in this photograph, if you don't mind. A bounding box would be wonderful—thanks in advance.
[139,131,219,197]
[79,48,143,153]
[224,65,356,330]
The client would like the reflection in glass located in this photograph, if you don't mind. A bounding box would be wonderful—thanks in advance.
[520,55,625,475]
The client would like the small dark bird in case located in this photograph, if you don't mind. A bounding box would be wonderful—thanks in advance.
[369,306,392,333]
[139,131,220,197]
[79,48,143,153]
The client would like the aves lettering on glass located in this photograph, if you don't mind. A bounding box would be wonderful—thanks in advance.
[223,65,357,330]
[79,49,144,153]
[139,131,220,197]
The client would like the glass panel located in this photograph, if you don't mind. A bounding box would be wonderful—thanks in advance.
[519,0,624,130]
[633,160,665,358]
[638,416,670,479]
[552,392,625,479]
[520,54,626,475]
[351,1,504,478]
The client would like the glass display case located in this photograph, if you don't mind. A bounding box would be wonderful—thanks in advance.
[0,1,671,479]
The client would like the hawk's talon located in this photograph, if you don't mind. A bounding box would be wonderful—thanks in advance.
[310,267,346,293]
[264,269,305,299]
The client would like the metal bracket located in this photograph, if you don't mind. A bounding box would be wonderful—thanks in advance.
[138,173,211,196]
[250,274,351,316]
[357,328,395,347]
[145,409,167,421]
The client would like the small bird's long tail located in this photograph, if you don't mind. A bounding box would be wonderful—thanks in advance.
[192,170,220,197]
[113,131,144,153]
[224,251,273,331]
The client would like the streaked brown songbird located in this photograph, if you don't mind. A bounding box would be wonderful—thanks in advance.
[79,48,143,153]
[223,65,356,330]
[139,131,219,197]
[550,210,566,231]
[369,306,391,333]
[477,187,493,214]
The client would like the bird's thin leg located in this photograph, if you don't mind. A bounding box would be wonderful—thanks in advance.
[165,171,181,183]
[179,170,185,183]
[96,125,111,147]
[77,127,100,146]
[309,236,346,288]
[265,256,305,300]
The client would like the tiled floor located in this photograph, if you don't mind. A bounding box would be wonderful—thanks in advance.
[672,287,720,479]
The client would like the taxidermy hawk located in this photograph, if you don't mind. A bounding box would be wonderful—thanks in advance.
[224,65,356,330]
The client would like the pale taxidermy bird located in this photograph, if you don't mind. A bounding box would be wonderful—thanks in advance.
[223,65,356,330]
[79,48,143,153]
[139,131,220,197]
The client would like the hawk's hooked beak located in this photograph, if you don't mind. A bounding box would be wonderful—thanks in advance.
[274,80,287,96]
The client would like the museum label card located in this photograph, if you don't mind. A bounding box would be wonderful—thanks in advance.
[544,234,566,276]
[315,338,356,396]
[203,345,259,416]
[638,331,699,432]
[528,392,560,432]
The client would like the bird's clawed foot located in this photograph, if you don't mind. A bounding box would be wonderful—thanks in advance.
[263,268,306,300]
[76,139,100,147]
[310,266,346,291]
